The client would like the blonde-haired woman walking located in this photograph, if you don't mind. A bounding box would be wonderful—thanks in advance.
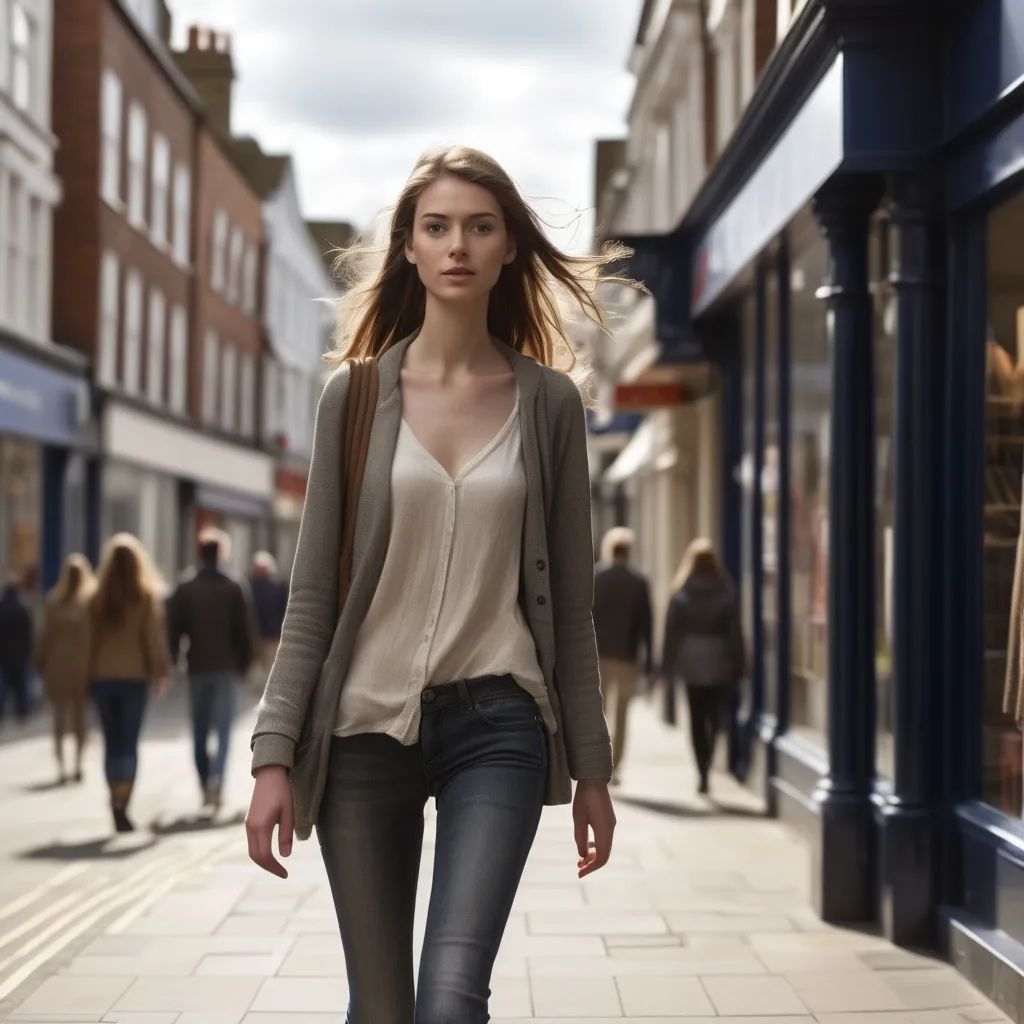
[34,553,96,784]
[89,534,172,832]
[660,539,745,796]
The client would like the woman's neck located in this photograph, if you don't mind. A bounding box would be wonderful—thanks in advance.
[410,294,501,378]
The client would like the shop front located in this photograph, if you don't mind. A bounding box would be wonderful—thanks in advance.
[0,337,90,600]
[272,464,307,579]
[99,399,274,585]
[651,0,1024,1011]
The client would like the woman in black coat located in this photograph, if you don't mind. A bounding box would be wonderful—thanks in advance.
[660,539,746,795]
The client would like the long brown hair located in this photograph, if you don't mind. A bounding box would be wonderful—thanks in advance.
[91,533,162,626]
[672,538,729,593]
[49,553,96,605]
[329,145,639,373]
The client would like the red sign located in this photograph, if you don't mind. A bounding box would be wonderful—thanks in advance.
[614,383,686,409]
[275,467,307,498]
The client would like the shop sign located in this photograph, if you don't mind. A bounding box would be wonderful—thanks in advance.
[692,54,845,315]
[614,382,687,409]
[0,344,88,446]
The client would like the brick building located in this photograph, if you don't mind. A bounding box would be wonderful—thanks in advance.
[51,0,274,581]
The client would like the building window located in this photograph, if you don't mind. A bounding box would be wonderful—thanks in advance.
[146,287,166,404]
[984,188,1024,816]
[172,164,190,266]
[123,270,143,394]
[10,4,33,114]
[127,102,148,230]
[100,70,123,206]
[242,244,258,316]
[202,328,219,422]
[762,265,781,717]
[150,134,170,248]
[210,208,228,293]
[262,357,277,442]
[25,196,40,335]
[6,176,21,329]
[220,343,237,431]
[788,216,831,751]
[169,304,187,414]
[239,352,255,437]
[97,250,120,386]
[226,227,243,305]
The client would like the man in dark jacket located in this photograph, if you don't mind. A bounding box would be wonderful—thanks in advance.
[248,551,287,683]
[0,572,33,724]
[593,527,653,782]
[168,528,257,809]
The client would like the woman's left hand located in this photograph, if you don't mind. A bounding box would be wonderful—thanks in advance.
[573,779,616,878]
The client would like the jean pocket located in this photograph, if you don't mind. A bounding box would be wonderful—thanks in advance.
[472,692,542,730]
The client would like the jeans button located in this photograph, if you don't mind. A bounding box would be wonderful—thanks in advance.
[421,689,435,704]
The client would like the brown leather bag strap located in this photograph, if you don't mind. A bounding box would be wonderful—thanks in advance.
[338,357,379,616]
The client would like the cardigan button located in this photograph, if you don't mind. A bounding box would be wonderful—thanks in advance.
[536,595,546,606]
[536,559,546,571]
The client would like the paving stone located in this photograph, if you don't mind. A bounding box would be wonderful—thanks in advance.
[13,975,134,1017]
[702,974,809,1015]
[530,974,623,1017]
[616,975,716,1016]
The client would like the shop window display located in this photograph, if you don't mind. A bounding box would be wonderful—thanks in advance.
[987,190,1024,815]
[873,215,897,781]
[787,214,830,749]
[740,291,757,691]
[762,266,781,717]
[0,437,41,598]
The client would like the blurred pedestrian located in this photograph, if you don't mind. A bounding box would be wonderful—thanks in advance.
[245,145,623,1021]
[0,570,33,725]
[34,553,96,783]
[593,526,653,784]
[88,534,172,832]
[248,551,287,681]
[660,538,745,796]
[168,527,257,811]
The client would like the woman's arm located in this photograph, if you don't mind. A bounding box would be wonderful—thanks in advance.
[660,598,682,681]
[250,365,350,772]
[547,380,613,782]
[144,597,172,683]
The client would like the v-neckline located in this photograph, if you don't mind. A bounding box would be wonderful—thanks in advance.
[402,396,519,484]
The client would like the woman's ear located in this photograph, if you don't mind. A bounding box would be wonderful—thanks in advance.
[504,235,517,265]
[405,240,417,265]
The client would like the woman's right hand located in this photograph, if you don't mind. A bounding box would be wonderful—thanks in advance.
[245,766,294,879]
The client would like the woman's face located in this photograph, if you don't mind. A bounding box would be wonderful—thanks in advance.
[406,175,516,303]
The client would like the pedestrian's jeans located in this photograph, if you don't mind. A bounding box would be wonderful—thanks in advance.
[0,662,30,721]
[188,672,236,788]
[91,679,148,783]
[316,674,548,1024]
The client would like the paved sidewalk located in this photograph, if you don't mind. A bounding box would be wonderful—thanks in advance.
[1,698,1011,1023]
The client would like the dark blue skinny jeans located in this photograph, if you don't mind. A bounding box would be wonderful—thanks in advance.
[316,673,547,1024]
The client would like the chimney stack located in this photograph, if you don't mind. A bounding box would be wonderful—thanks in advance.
[172,24,237,138]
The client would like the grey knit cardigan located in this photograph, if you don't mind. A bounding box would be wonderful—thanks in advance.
[250,333,613,840]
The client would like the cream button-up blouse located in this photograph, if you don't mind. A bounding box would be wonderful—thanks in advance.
[334,397,552,742]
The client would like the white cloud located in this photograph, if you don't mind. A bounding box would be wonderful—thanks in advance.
[167,1,642,252]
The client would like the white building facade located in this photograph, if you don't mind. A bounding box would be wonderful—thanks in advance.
[259,160,336,573]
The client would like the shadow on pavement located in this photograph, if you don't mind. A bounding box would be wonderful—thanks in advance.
[150,810,246,836]
[614,793,765,819]
[19,835,160,860]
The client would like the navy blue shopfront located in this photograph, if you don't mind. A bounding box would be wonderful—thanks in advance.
[0,337,90,597]
[612,0,1024,1013]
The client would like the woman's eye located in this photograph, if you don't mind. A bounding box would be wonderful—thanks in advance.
[474,223,492,233]
[426,223,444,234]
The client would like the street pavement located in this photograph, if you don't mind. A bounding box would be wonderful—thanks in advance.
[0,687,1012,1023]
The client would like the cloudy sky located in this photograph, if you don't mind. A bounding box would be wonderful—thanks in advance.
[167,0,644,253]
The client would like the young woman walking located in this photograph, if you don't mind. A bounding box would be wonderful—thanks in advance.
[89,534,171,832]
[35,553,96,783]
[245,145,632,1022]
[660,538,746,796]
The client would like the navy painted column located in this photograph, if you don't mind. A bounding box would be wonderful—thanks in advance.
[876,176,940,947]
[84,457,102,567]
[41,447,68,592]
[811,177,883,923]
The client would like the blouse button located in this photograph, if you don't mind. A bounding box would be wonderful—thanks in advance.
[536,595,546,606]
[536,559,546,571]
